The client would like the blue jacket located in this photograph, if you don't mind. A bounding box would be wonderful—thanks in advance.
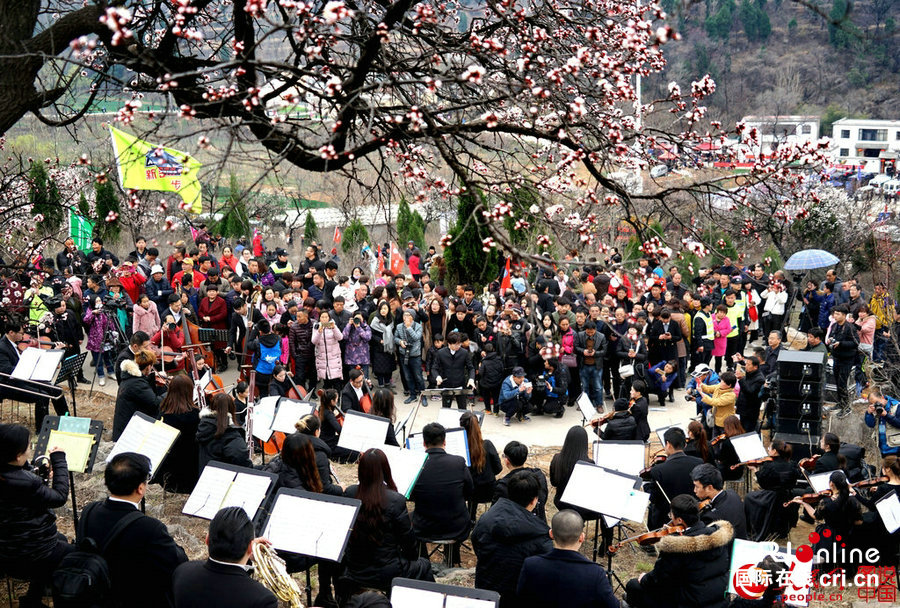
[648,361,677,393]
[813,292,834,329]
[865,396,900,456]
[517,548,618,608]
[499,376,522,404]
[687,371,720,415]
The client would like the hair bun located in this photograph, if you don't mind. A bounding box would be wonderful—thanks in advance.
[316,388,325,397]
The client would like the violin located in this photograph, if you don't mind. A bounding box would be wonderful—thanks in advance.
[698,497,712,512]
[608,522,686,553]
[709,433,727,446]
[784,489,831,508]
[798,454,821,470]
[18,338,63,350]
[588,411,616,428]
[639,449,667,481]
[852,476,889,489]
[732,457,772,470]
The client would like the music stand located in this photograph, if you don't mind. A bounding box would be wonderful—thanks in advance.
[198,328,228,344]
[57,352,88,417]
[35,415,103,527]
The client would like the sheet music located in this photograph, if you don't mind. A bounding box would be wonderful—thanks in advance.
[11,348,42,380]
[30,350,63,382]
[807,472,832,494]
[271,400,315,434]
[561,462,649,523]
[380,445,427,498]
[654,422,690,448]
[406,429,470,466]
[875,491,900,534]
[182,466,237,519]
[730,433,768,464]
[264,494,358,561]
[444,596,496,608]
[390,586,444,608]
[47,430,93,473]
[251,396,279,442]
[58,416,91,434]
[577,392,597,421]
[221,473,273,517]
[107,415,154,459]
[106,415,179,476]
[338,410,390,453]
[592,442,645,477]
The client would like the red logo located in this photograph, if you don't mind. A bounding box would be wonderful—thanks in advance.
[733,563,770,600]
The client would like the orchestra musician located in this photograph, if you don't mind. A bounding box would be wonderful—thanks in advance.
[690,463,747,540]
[0,318,69,432]
[644,427,703,531]
[854,455,900,564]
[112,350,166,441]
[713,415,745,482]
[813,433,842,474]
[684,420,712,463]
[744,439,799,539]
[595,398,637,441]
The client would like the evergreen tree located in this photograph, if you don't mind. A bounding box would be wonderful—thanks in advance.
[408,210,426,249]
[303,211,319,242]
[28,161,64,230]
[444,189,499,287]
[502,186,540,248]
[93,178,121,243]
[77,191,91,216]
[342,218,370,254]
[216,174,251,240]
[396,196,414,245]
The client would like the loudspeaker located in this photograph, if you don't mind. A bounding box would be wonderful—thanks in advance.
[777,379,825,400]
[774,417,822,436]
[777,350,827,380]
[772,432,820,463]
[777,398,823,419]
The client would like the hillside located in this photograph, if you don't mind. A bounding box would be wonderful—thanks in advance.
[644,0,900,131]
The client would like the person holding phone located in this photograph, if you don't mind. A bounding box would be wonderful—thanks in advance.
[312,310,344,391]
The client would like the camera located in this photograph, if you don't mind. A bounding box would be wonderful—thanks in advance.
[33,455,51,484]
[684,395,695,402]
[167,322,177,331]
[876,406,884,416]
[104,296,126,309]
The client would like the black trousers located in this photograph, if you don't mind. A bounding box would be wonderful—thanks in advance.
[441,393,467,409]
[0,384,69,432]
[625,577,651,608]
[2,533,74,603]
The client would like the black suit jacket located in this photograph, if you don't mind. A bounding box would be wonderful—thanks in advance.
[646,451,703,529]
[517,548,618,608]
[340,380,372,413]
[701,489,747,540]
[410,448,474,541]
[432,347,475,388]
[173,559,277,608]
[0,337,20,382]
[81,499,188,608]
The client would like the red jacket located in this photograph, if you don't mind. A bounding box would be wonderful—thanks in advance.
[118,271,146,303]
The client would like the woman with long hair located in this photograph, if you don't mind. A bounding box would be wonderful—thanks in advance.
[294,414,345,495]
[814,432,843,474]
[749,438,800,538]
[714,414,746,481]
[0,424,74,608]
[369,301,396,388]
[312,310,344,391]
[264,432,323,493]
[549,426,599,519]
[196,393,252,471]
[370,387,400,447]
[155,374,200,493]
[790,471,861,574]
[343,449,434,591]
[684,420,711,463]
[856,456,900,564]
[460,411,502,512]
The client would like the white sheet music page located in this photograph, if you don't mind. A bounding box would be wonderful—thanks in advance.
[389,586,444,608]
[730,433,768,464]
[106,415,154,463]
[654,422,690,448]
[338,411,390,453]
[577,392,597,421]
[31,350,64,382]
[807,472,832,494]
[561,462,648,523]
[221,473,272,518]
[444,595,496,608]
[271,400,315,434]
[875,491,900,534]
[592,442,645,477]
[265,494,357,561]
[182,466,236,519]
[251,396,279,442]
[381,445,427,498]
[443,428,471,466]
[11,348,42,380]
[140,421,180,476]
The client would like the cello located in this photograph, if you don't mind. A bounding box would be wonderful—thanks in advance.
[181,313,215,369]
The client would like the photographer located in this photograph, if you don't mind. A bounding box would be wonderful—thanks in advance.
[151,315,186,372]
[0,424,74,608]
[311,310,344,391]
[498,367,533,427]
[865,386,900,457]
[394,309,424,404]
[538,357,568,419]
[104,277,133,338]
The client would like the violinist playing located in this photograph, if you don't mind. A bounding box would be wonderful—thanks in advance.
[744,439,799,539]
[593,398,637,440]
[691,463,747,540]
[624,494,734,608]
[46,296,88,384]
[812,432,842,474]
[644,428,703,530]
[787,471,861,575]
[853,455,900,565]
[150,315,186,373]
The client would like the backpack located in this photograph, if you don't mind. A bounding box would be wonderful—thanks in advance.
[256,339,281,375]
[52,502,144,608]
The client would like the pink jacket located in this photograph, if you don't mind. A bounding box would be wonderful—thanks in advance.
[132,301,160,337]
[311,325,343,379]
[711,317,732,357]
[856,316,876,345]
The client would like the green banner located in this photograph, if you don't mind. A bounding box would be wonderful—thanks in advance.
[69,210,95,252]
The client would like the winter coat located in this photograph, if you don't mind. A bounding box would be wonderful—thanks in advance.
[638,520,734,608]
[711,317,731,357]
[471,498,553,606]
[369,314,396,377]
[342,320,372,366]
[342,486,420,589]
[478,352,506,389]
[195,410,253,471]
[145,276,174,310]
[0,452,69,562]
[394,321,423,358]
[700,382,737,428]
[113,359,165,440]
[469,439,503,503]
[310,435,344,496]
[600,411,638,441]
[311,323,343,380]
[574,331,607,369]
[761,288,788,316]
[155,409,201,494]
[83,306,111,352]
[289,320,315,360]
[133,301,161,337]
[828,321,858,362]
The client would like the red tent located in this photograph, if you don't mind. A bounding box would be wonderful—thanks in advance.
[696,142,721,151]
[658,151,677,160]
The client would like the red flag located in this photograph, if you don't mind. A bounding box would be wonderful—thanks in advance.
[377,249,385,274]
[500,258,512,291]
[333,226,342,244]
[389,241,404,275]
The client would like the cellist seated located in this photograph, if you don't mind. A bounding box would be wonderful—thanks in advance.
[268,365,296,398]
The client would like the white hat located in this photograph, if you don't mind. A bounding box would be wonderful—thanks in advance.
[151,265,165,275]
[691,363,712,377]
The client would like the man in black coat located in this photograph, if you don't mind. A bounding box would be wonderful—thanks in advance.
[625,495,733,608]
[472,471,552,608]
[173,507,277,608]
[646,309,682,365]
[409,423,473,565]
[595,397,637,440]
[492,441,549,522]
[113,356,166,440]
[80,453,188,608]
[114,331,152,383]
[432,333,475,409]
[735,356,766,433]
[0,319,69,431]
[644,427,703,530]
[691,463,747,540]
[516,510,618,608]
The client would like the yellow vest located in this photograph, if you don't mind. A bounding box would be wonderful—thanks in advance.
[726,299,744,338]
[696,310,715,341]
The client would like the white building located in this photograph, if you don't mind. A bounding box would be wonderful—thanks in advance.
[830,118,900,173]
[740,115,820,156]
